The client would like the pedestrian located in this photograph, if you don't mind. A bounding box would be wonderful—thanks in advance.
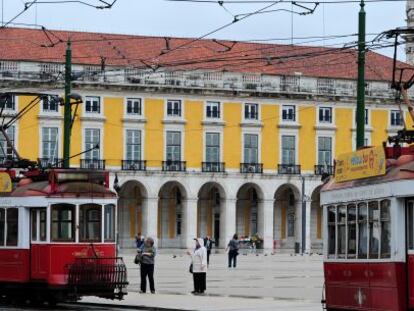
[203,235,214,266]
[187,238,207,295]
[139,237,156,294]
[226,234,239,268]
[135,232,144,249]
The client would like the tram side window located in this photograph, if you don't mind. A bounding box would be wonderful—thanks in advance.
[6,208,18,246]
[40,210,46,241]
[347,204,357,258]
[409,202,414,250]
[31,210,37,241]
[51,204,75,242]
[357,202,368,259]
[0,209,4,246]
[327,206,336,257]
[80,204,102,242]
[369,201,380,259]
[337,205,346,258]
[104,204,115,242]
[380,200,391,258]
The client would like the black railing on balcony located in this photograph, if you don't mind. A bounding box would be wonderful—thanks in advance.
[202,162,225,173]
[122,160,146,171]
[278,164,301,175]
[240,163,263,173]
[162,161,186,172]
[38,157,63,169]
[314,165,334,176]
[0,157,16,168]
[80,159,106,170]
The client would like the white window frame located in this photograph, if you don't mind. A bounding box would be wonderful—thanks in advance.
[317,136,334,166]
[41,126,60,160]
[84,96,103,116]
[390,109,404,127]
[279,129,299,165]
[82,125,103,160]
[165,99,183,118]
[204,132,221,163]
[242,129,261,164]
[0,94,18,113]
[318,107,333,124]
[124,97,144,118]
[124,128,143,161]
[40,95,60,115]
[281,104,297,123]
[243,103,260,122]
[205,101,222,120]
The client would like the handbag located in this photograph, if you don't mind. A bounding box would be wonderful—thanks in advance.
[134,253,142,265]
[189,263,193,274]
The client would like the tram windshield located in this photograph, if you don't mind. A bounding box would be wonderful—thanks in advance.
[327,199,391,259]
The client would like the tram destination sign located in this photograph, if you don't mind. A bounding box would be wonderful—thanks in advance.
[335,146,386,182]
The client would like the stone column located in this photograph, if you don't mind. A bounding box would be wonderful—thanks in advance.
[259,199,274,250]
[183,198,198,249]
[221,198,236,248]
[305,199,312,253]
[143,197,159,246]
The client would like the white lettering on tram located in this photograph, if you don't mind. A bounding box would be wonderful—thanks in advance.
[322,185,390,204]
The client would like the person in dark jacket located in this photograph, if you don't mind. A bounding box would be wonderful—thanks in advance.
[203,236,214,266]
[139,237,156,294]
[226,234,239,268]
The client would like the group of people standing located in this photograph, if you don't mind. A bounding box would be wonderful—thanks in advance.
[134,233,240,295]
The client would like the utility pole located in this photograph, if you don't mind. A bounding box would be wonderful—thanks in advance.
[356,0,366,149]
[63,40,72,168]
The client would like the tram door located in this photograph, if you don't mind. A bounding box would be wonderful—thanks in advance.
[407,201,414,308]
[30,208,48,279]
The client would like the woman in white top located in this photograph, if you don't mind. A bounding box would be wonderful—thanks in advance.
[187,238,207,295]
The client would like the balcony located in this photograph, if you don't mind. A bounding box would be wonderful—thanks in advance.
[278,164,301,175]
[122,160,146,171]
[314,165,334,176]
[202,162,225,173]
[240,163,263,174]
[0,157,16,168]
[80,159,106,170]
[38,157,63,169]
[162,161,186,172]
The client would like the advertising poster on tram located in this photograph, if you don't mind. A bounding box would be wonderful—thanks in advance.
[335,146,386,182]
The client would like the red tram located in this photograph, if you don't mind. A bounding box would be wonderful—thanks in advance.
[320,139,414,311]
[0,168,127,304]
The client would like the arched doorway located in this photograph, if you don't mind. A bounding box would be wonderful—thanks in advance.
[310,185,323,252]
[236,183,263,239]
[197,183,225,248]
[118,180,147,249]
[158,181,187,248]
[274,184,300,251]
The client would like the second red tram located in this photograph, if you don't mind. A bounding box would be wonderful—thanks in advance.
[320,145,414,311]
[0,169,127,304]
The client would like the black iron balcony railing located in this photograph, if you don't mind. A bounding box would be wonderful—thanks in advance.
[122,160,146,171]
[80,159,106,170]
[240,163,263,173]
[202,162,225,173]
[314,165,334,176]
[38,157,63,169]
[0,157,16,168]
[162,161,186,172]
[278,164,301,175]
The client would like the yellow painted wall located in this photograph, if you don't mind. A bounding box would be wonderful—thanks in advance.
[262,104,278,169]
[103,97,123,166]
[184,100,203,168]
[335,108,353,155]
[299,105,316,170]
[223,102,241,169]
[371,109,388,146]
[18,96,40,160]
[70,98,82,166]
[145,98,164,167]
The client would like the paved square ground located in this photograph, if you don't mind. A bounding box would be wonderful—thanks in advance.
[83,250,325,310]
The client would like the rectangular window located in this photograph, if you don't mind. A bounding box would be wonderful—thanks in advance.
[166,131,181,161]
[409,201,414,250]
[380,200,391,258]
[79,204,102,242]
[244,134,258,163]
[358,202,368,259]
[0,94,15,110]
[126,129,141,161]
[390,110,403,126]
[84,128,100,160]
[85,96,100,114]
[51,204,75,242]
[126,98,142,115]
[206,133,220,163]
[0,126,15,159]
[318,137,332,166]
[337,205,346,258]
[104,204,115,242]
[31,210,37,241]
[369,201,380,259]
[282,105,296,122]
[42,127,58,159]
[39,210,46,242]
[6,208,18,246]
[347,204,357,258]
[327,206,336,257]
[206,101,220,119]
[0,209,4,246]
[167,100,181,117]
[282,135,295,165]
[244,103,258,120]
[42,95,59,112]
[319,107,332,123]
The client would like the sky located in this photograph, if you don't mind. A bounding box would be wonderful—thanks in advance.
[0,0,408,59]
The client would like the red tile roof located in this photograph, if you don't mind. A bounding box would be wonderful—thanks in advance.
[0,27,405,82]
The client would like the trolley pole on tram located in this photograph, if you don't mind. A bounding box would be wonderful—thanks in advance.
[356,0,366,149]
[63,40,72,168]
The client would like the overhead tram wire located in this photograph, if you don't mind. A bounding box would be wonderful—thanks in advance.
[23,0,118,9]
[164,0,409,4]
[0,0,39,29]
